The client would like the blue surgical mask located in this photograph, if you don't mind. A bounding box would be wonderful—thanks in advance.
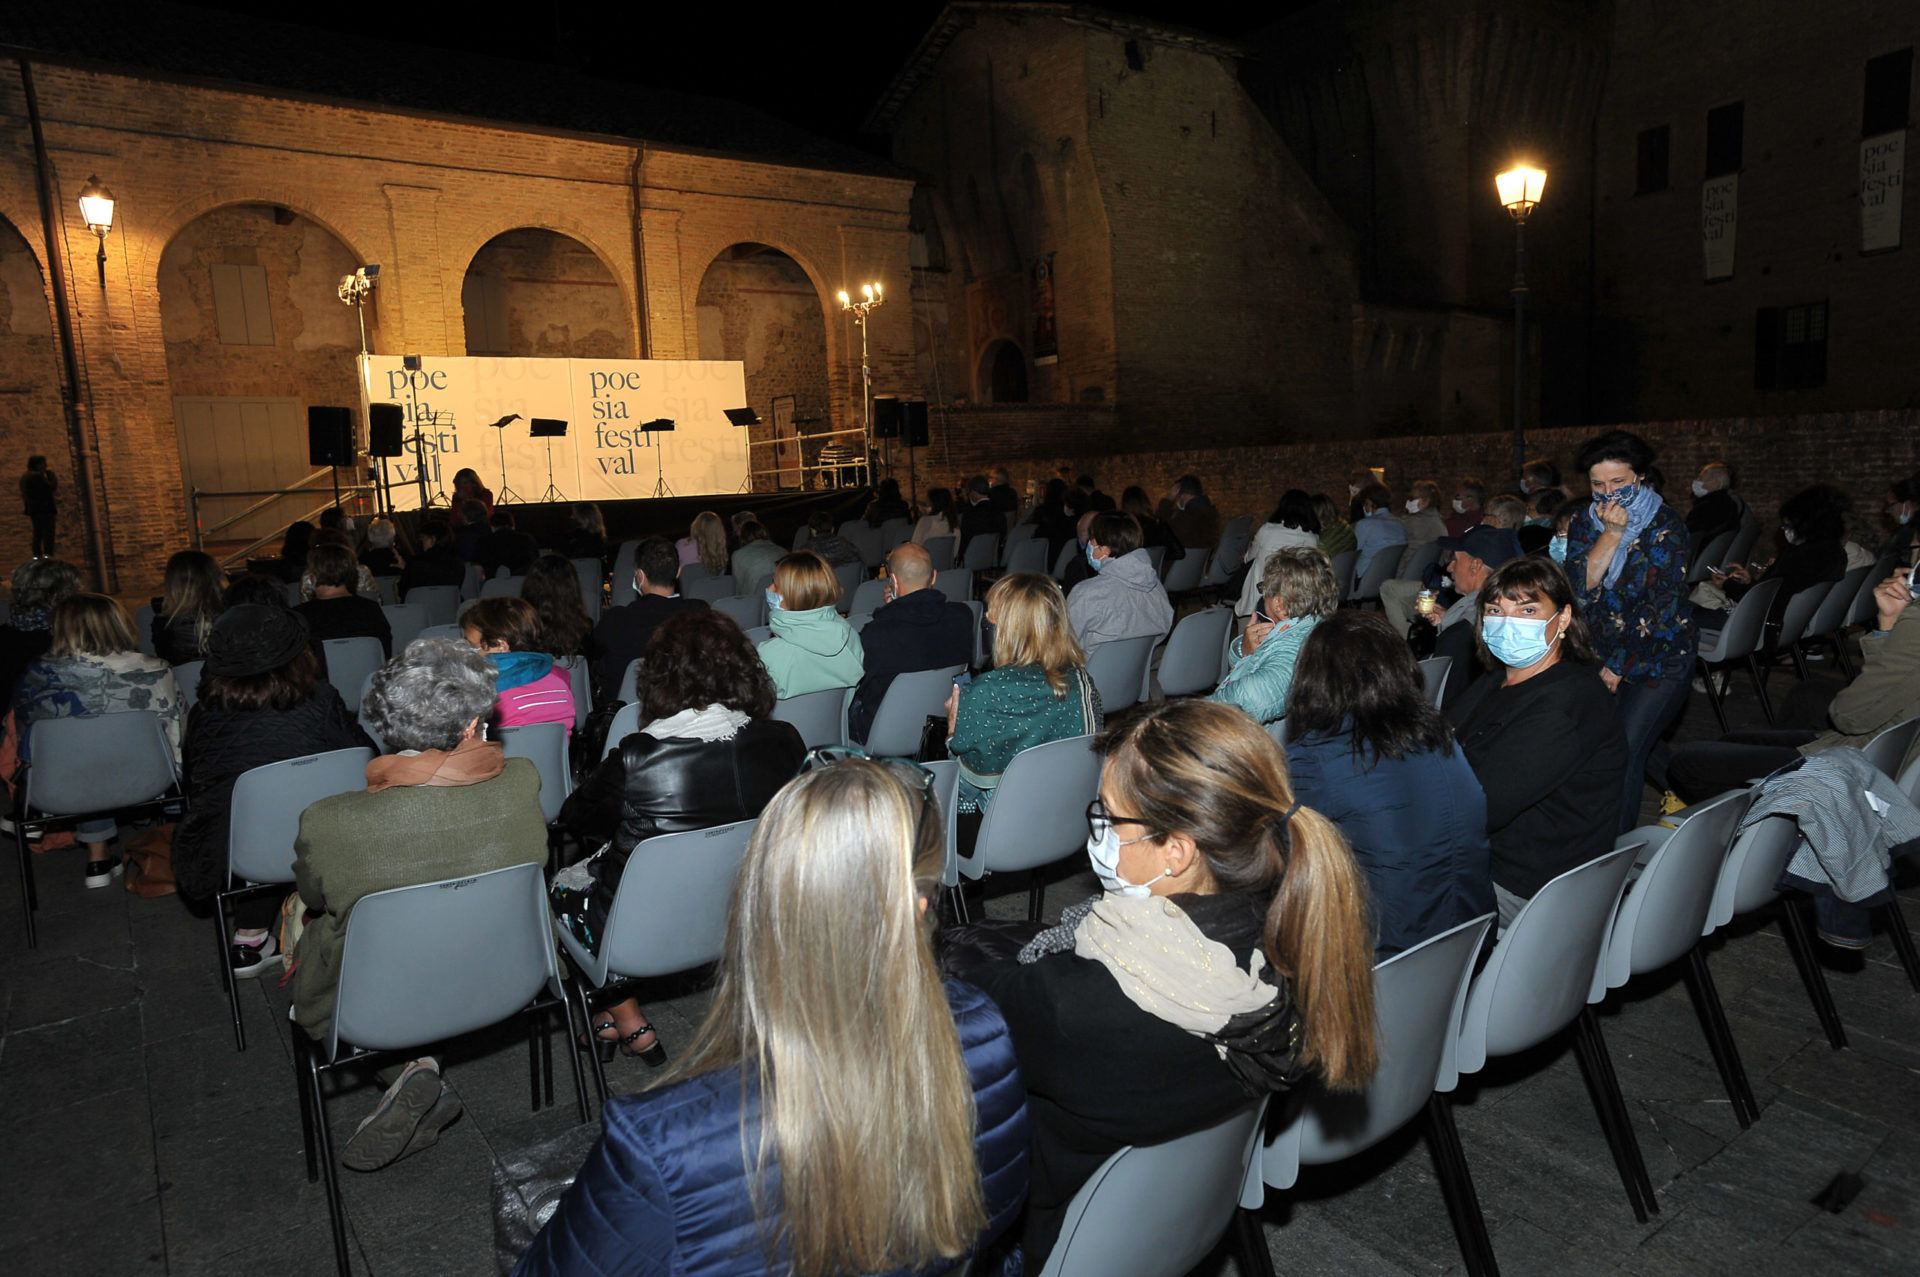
[1483,614,1562,669]
[1086,545,1104,571]
[1549,534,1568,564]
[765,588,783,612]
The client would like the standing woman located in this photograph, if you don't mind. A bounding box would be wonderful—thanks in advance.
[20,455,57,559]
[1565,430,1695,831]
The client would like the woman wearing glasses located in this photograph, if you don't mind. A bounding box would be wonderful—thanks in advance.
[517,757,1029,1277]
[952,698,1377,1268]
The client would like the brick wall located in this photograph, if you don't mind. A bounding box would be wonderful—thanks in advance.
[0,221,71,561]
[694,249,833,493]
[461,227,629,358]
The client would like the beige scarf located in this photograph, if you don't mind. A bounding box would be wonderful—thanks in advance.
[364,736,505,792]
[1073,894,1278,1037]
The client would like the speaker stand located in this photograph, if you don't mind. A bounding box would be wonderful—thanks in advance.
[330,464,341,511]
[535,437,566,505]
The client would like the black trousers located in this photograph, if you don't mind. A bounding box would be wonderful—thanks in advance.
[1667,729,1817,803]
[28,509,54,558]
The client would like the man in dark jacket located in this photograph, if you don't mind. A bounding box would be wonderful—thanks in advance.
[958,476,1004,559]
[1685,462,1747,546]
[590,536,707,708]
[474,508,539,579]
[396,520,466,599]
[1156,476,1219,560]
[1075,473,1116,514]
[847,542,974,743]
[988,466,1020,519]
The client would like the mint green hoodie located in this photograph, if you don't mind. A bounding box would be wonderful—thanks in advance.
[758,603,865,698]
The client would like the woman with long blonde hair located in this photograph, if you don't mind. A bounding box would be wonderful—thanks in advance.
[678,509,730,577]
[518,758,1029,1276]
[953,698,1377,1268]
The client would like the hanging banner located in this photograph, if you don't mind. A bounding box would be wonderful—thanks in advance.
[1031,253,1058,364]
[1861,131,1905,253]
[1702,175,1738,280]
[359,356,748,509]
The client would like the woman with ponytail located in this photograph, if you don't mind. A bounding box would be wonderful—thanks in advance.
[954,698,1377,1268]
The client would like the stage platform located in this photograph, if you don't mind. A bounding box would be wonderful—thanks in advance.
[385,487,876,553]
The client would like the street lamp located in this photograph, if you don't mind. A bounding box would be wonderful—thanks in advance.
[1497,165,1545,488]
[76,175,115,288]
[837,281,884,485]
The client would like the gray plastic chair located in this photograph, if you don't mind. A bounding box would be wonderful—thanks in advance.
[414,623,465,645]
[771,687,850,748]
[299,862,586,1276]
[1846,553,1899,630]
[965,599,986,668]
[1084,635,1156,712]
[838,522,884,567]
[599,702,643,758]
[1603,793,1756,1127]
[1051,541,1079,580]
[569,558,603,623]
[1349,544,1405,604]
[1157,608,1234,697]
[1902,753,1920,806]
[322,637,386,714]
[860,665,967,758]
[791,524,813,551]
[1143,545,1167,576]
[460,562,484,601]
[1709,811,1846,1049]
[831,561,867,613]
[955,734,1101,920]
[1455,844,1654,1221]
[1398,540,1443,582]
[373,575,401,606]
[1862,715,1920,779]
[133,603,158,655]
[1260,915,1498,1275]
[1418,655,1452,708]
[282,581,305,607]
[962,532,999,571]
[709,593,765,630]
[1000,522,1035,567]
[217,746,374,1049]
[479,574,525,599]
[1160,545,1207,593]
[381,602,428,652]
[1695,577,1784,731]
[404,585,460,628]
[1722,518,1761,571]
[1686,530,1736,583]
[616,658,643,707]
[1326,550,1357,596]
[683,574,736,603]
[609,540,641,607]
[1040,1100,1269,1277]
[1766,580,1834,682]
[498,722,572,825]
[1202,531,1252,587]
[879,518,913,552]
[555,655,591,733]
[848,577,891,617]
[1798,565,1869,676]
[925,535,956,572]
[934,568,974,604]
[1006,539,1050,576]
[173,659,205,711]
[12,711,183,948]
[742,625,772,647]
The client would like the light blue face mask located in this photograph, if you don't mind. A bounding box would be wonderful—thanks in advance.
[1483,614,1562,669]
[1085,545,1104,572]
[765,588,783,612]
[1548,534,1568,564]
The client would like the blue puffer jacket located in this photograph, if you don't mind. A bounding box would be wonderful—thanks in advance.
[514,980,1029,1277]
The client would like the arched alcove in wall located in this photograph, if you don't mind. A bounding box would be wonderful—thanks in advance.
[694,243,832,492]
[979,338,1029,404]
[461,228,629,357]
[0,216,71,557]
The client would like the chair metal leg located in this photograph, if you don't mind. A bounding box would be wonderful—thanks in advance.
[1701,661,1729,733]
[215,890,247,1052]
[1778,895,1847,1049]
[1027,873,1045,922]
[1424,1093,1500,1276]
[1230,1206,1279,1277]
[1878,901,1920,993]
[1788,643,1809,683]
[1570,1008,1657,1222]
[1682,948,1758,1128]
[527,1011,542,1111]
[15,823,37,950]
[571,978,610,1112]
[302,1045,353,1276]
[295,1031,319,1184]
[1746,654,1776,725]
[552,989,593,1126]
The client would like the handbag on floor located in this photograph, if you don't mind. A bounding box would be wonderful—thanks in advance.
[123,824,177,898]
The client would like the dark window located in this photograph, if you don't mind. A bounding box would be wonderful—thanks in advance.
[1754,301,1828,391]
[1863,48,1913,135]
[1124,39,1146,72]
[1635,125,1671,194]
[1705,102,1744,177]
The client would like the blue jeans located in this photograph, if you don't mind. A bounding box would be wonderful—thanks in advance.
[1614,663,1694,833]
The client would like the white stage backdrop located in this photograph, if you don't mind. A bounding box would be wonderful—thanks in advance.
[359,356,749,508]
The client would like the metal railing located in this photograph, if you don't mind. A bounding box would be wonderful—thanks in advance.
[191,468,374,570]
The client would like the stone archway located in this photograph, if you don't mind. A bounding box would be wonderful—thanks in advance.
[0,216,71,560]
[461,228,629,357]
[979,338,1029,404]
[694,244,832,493]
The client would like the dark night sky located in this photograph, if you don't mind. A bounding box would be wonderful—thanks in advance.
[181,0,1290,148]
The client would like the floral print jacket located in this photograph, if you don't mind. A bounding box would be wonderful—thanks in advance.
[13,651,184,764]
[1566,501,1696,686]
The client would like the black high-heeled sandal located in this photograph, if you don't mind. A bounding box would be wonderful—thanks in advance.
[580,1018,620,1065]
[617,1022,668,1067]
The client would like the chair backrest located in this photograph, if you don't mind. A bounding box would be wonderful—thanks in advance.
[329,862,556,1059]
[282,581,304,607]
[322,637,387,714]
[1807,566,1869,636]
[1143,545,1167,577]
[1900,753,1920,807]
[1723,518,1762,569]
[1774,581,1834,647]
[1041,1101,1267,1277]
[405,585,461,628]
[1083,636,1155,711]
[771,687,849,748]
[415,623,465,644]
[1000,521,1036,566]
[1051,541,1078,580]
[1686,531,1736,582]
[681,560,714,587]
[965,599,986,668]
[710,593,765,631]
[1604,791,1747,986]
[460,562,484,601]
[934,568,974,604]
[588,819,759,982]
[497,721,572,824]
[1266,915,1495,1190]
[849,577,891,617]
[1203,532,1252,586]
[570,558,603,623]
[925,758,962,889]
[23,711,179,816]
[1864,716,1920,779]
[1708,806,1795,928]
[1701,577,1783,661]
[832,561,866,613]
[742,625,773,647]
[1006,539,1050,576]
[382,603,429,652]
[555,654,591,732]
[1326,550,1357,594]
[600,702,643,758]
[1418,655,1452,708]
[610,540,642,607]
[1848,556,1896,628]
[616,657,643,706]
[373,575,401,606]
[227,746,374,884]
[838,522,884,567]
[1222,514,1254,542]
[1349,545,1405,600]
[683,574,736,603]
[1159,546,1206,593]
[173,659,205,711]
[864,665,966,758]
[1157,608,1234,697]
[479,575,524,599]
[1398,540,1443,582]
[879,518,913,552]
[924,535,956,572]
[962,533,999,571]
[1456,844,1640,1072]
[961,735,1101,879]
[792,524,813,551]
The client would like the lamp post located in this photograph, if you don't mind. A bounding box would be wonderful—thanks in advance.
[1496,165,1546,489]
[76,176,115,288]
[837,281,883,486]
[337,264,381,356]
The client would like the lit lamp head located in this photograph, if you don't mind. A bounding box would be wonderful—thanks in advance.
[1496,166,1547,222]
[337,264,381,306]
[76,176,115,285]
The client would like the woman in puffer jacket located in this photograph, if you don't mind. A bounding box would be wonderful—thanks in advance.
[461,597,576,736]
[517,757,1029,1277]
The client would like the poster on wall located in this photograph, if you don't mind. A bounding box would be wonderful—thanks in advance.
[1702,175,1738,279]
[1031,254,1058,365]
[771,395,800,490]
[1861,132,1905,253]
[360,356,748,509]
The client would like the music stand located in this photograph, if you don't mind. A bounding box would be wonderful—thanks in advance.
[530,418,568,503]
[725,407,760,493]
[642,418,676,498]
[488,413,526,505]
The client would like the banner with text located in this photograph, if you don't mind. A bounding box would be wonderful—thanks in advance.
[1702,175,1738,280]
[1861,132,1905,253]
[359,356,748,509]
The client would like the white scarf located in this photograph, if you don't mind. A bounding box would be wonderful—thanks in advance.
[642,703,749,742]
[1073,894,1277,1036]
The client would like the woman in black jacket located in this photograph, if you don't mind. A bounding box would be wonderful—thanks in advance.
[553,609,805,1062]
[1444,557,1627,927]
[1710,483,1850,630]
[174,605,374,976]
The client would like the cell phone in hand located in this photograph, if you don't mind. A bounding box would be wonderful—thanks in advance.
[1908,561,1919,600]
[953,672,973,689]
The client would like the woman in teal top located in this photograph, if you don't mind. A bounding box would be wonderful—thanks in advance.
[756,550,865,698]
[943,572,1101,812]
[1212,546,1341,726]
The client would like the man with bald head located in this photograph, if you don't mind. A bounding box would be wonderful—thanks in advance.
[1686,461,1747,546]
[846,541,976,744]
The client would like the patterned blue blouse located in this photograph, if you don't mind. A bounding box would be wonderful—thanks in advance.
[1565,501,1696,685]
